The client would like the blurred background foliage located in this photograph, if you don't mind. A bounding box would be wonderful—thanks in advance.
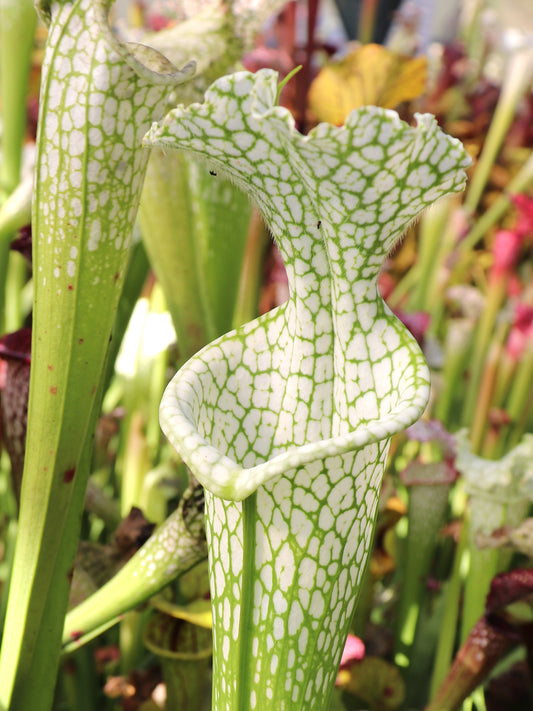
[1,0,533,709]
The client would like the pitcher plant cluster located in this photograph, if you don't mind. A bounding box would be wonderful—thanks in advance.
[0,1,532,711]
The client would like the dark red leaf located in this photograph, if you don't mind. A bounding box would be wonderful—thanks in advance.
[10,224,32,264]
[0,328,32,503]
[486,569,533,615]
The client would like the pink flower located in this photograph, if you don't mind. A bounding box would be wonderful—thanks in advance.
[393,310,431,347]
[338,634,365,670]
[506,302,533,360]
[491,229,523,277]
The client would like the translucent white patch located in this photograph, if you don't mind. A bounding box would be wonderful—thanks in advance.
[298,626,309,655]
[87,219,102,252]
[68,129,86,157]
[287,599,304,636]
[47,148,60,179]
[273,616,284,640]
[88,127,103,147]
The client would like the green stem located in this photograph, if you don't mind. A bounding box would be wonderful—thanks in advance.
[0,0,36,335]
[469,324,507,454]
[429,514,469,699]
[4,252,27,332]
[464,49,533,215]
[0,240,11,336]
[0,0,36,193]
[460,521,498,644]
[84,478,121,530]
[146,284,170,458]
[406,586,448,710]
[139,150,252,363]
[503,340,533,450]
[61,646,98,711]
[0,173,32,242]
[119,610,148,674]
[394,467,453,666]
[459,151,533,254]
[408,197,452,313]
[461,275,508,430]
[140,464,172,524]
[120,411,150,517]
[0,519,17,633]
[433,319,474,428]
[460,0,483,49]
[139,150,215,356]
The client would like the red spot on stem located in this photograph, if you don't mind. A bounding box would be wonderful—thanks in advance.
[63,467,76,483]
[49,386,57,394]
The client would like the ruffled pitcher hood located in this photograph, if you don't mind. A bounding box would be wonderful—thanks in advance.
[146,69,470,501]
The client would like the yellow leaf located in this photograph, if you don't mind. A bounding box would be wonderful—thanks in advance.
[308,44,427,125]
[151,594,212,628]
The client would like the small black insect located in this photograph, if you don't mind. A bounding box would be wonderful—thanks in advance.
[209,170,217,176]
[316,220,322,229]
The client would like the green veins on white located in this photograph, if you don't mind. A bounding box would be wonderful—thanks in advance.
[147,69,470,711]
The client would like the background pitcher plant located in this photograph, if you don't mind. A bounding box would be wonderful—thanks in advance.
[147,68,471,710]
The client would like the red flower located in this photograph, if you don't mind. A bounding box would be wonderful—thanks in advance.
[512,194,533,238]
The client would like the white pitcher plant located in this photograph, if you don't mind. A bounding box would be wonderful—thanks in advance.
[146,69,471,710]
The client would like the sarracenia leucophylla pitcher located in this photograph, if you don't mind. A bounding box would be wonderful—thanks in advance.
[147,69,471,710]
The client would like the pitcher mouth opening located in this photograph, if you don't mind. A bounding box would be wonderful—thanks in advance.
[159,329,430,502]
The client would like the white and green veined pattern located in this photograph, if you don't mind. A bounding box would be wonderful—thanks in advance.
[0,1,194,707]
[147,69,471,710]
